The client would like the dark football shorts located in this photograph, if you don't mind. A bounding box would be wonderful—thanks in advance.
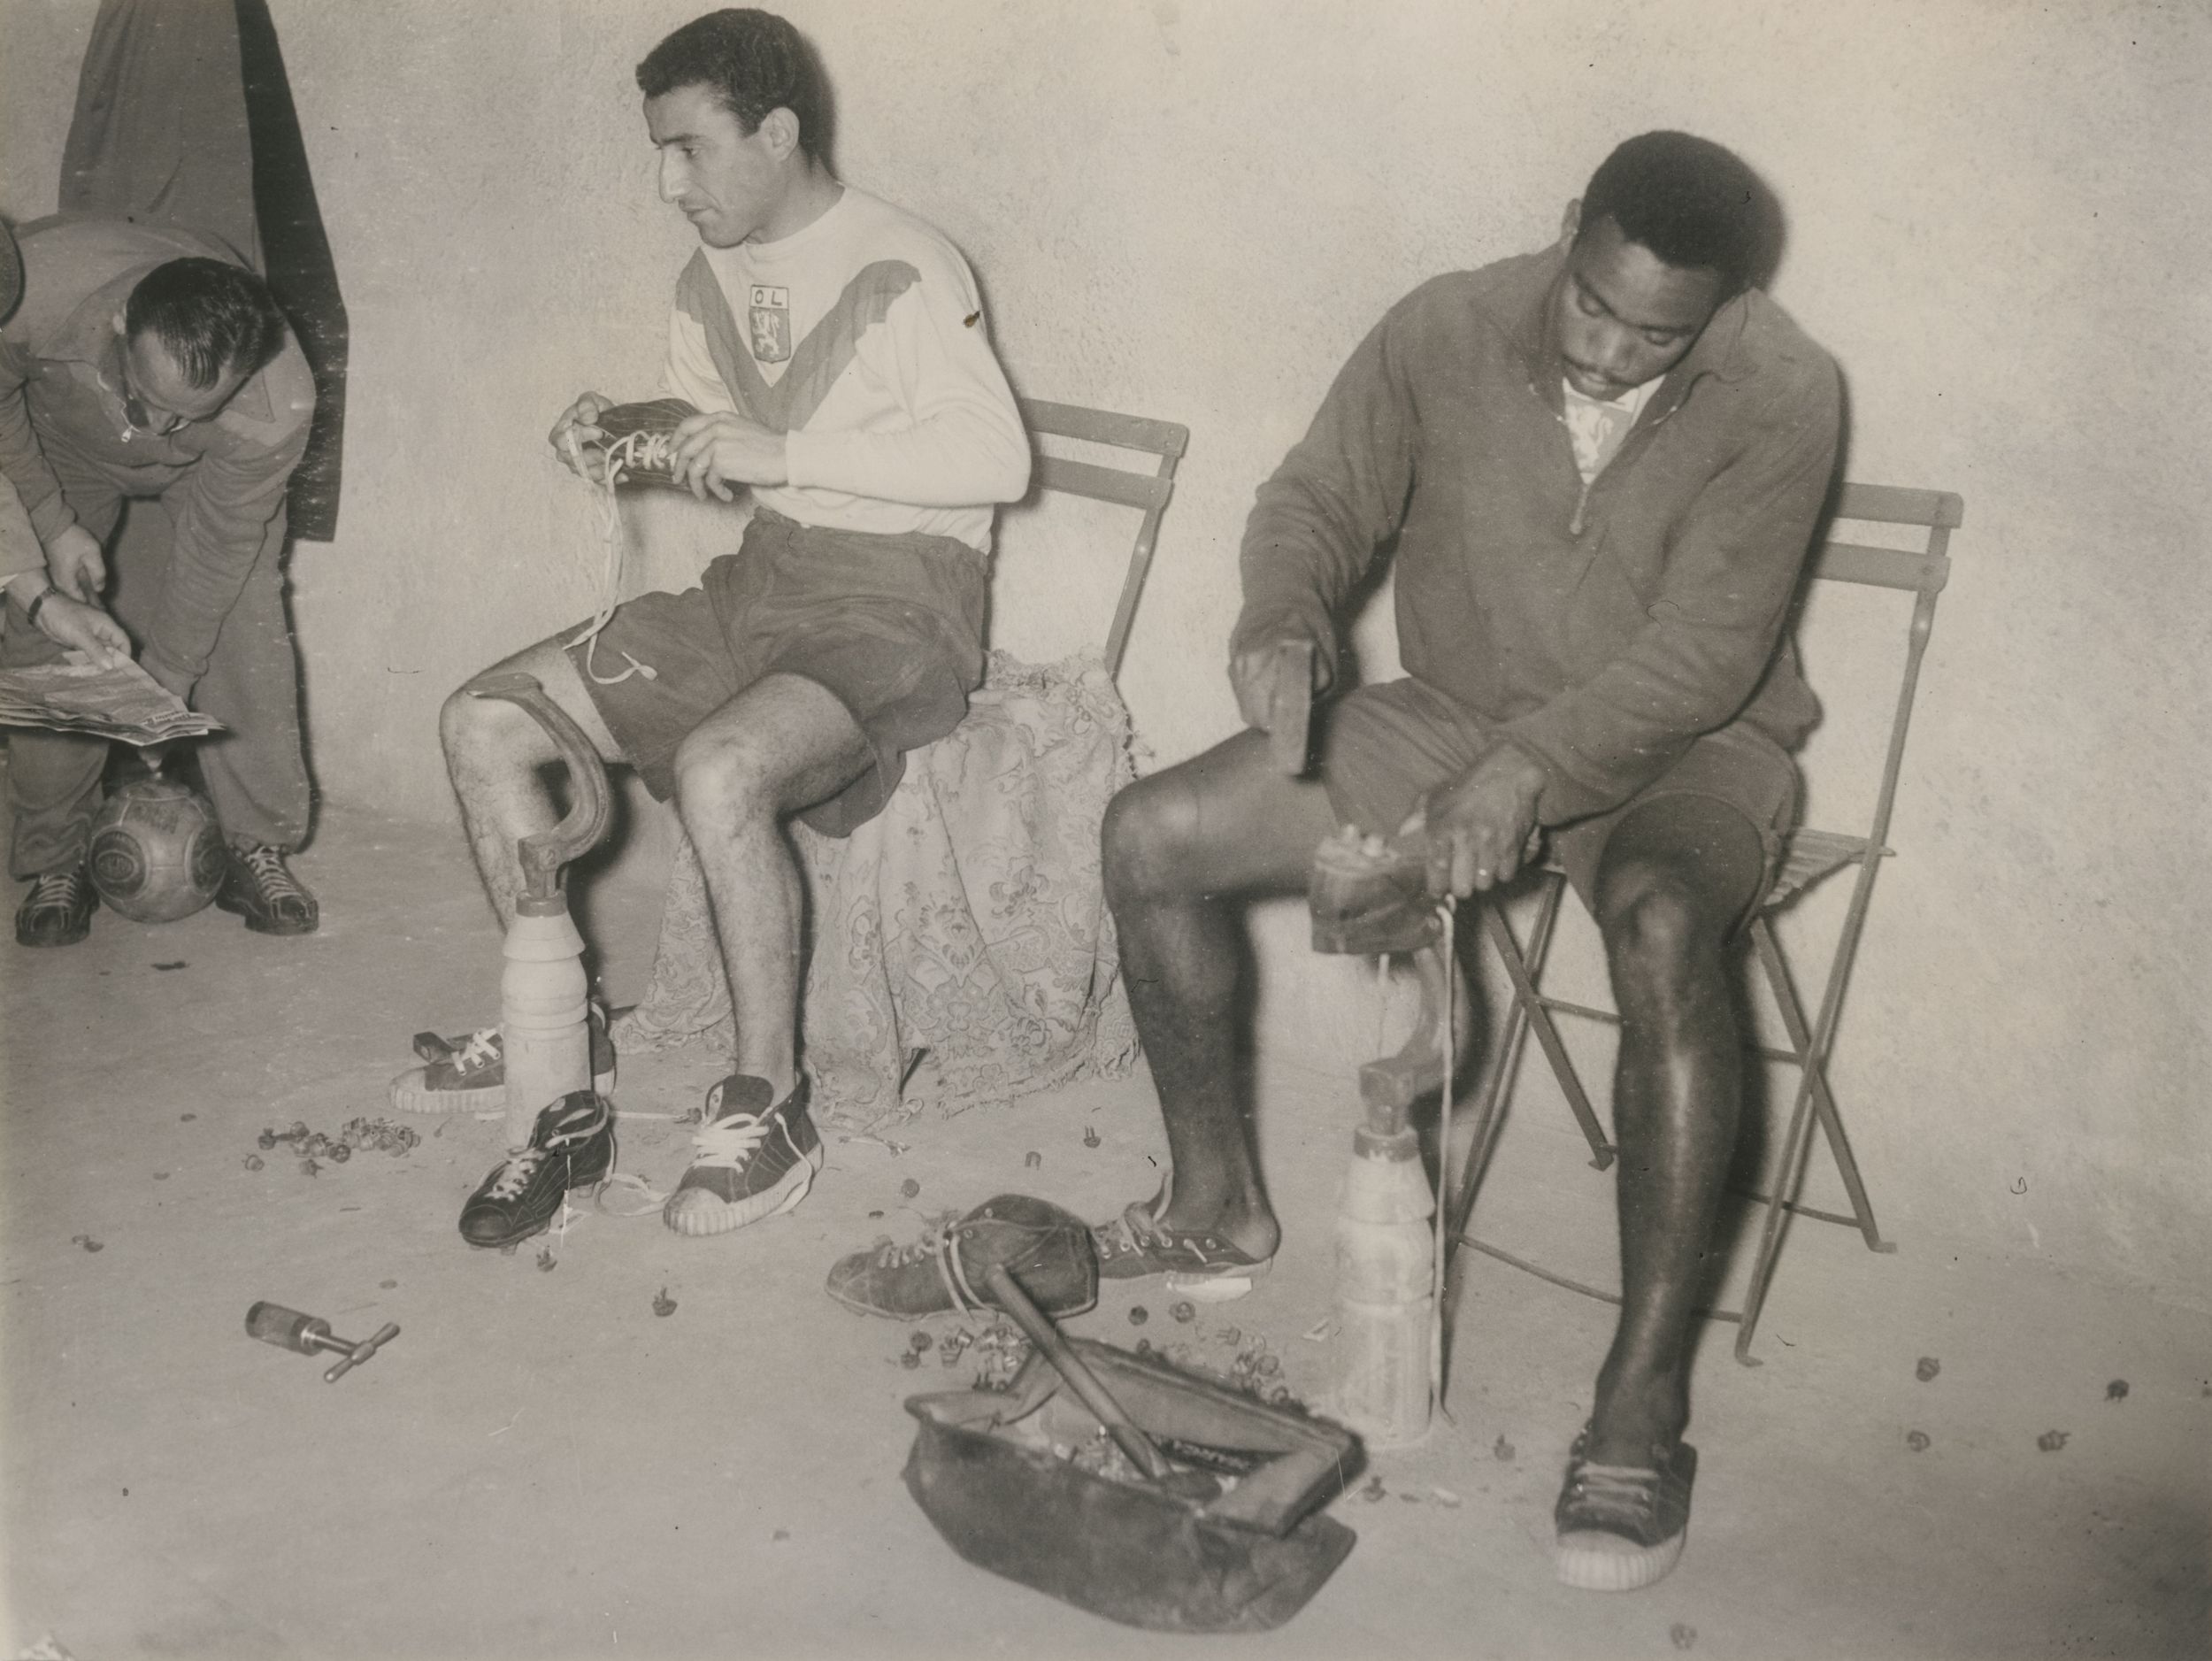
[1319,677,1798,923]
[563,507,986,837]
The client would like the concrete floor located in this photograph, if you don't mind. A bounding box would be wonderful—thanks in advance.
[2,805,2206,1660]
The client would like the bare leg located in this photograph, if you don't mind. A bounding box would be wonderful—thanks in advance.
[1586,793,1765,1466]
[669,672,872,1100]
[439,638,625,929]
[1101,729,1341,1261]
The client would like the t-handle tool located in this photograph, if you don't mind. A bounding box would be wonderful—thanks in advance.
[245,1302,401,1383]
[1267,639,1316,777]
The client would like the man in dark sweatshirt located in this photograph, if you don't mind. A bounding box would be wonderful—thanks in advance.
[1095,133,1841,1591]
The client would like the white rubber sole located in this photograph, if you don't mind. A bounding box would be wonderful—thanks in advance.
[1164,1266,1265,1303]
[1555,1526,1686,1592]
[662,1147,821,1237]
[388,1060,616,1116]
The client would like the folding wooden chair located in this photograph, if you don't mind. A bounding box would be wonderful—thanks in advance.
[1447,482,1964,1363]
[1015,396,1190,679]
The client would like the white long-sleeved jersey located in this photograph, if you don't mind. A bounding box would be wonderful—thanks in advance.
[664,186,1029,553]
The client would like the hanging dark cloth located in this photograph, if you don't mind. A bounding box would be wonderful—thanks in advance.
[58,0,261,264]
[233,0,345,541]
[58,0,348,540]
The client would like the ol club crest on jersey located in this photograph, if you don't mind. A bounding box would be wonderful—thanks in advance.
[749,284,792,364]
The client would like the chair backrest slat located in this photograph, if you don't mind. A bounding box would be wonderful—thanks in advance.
[1022,397,1191,460]
[1812,540,1950,595]
[1832,482,1964,530]
[1035,454,1174,512]
[1015,396,1191,681]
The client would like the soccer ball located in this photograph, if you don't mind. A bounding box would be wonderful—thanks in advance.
[88,776,227,924]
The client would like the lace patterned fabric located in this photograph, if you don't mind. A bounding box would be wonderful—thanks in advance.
[611,648,1140,1130]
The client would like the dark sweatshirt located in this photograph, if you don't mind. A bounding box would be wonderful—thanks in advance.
[1234,244,1841,825]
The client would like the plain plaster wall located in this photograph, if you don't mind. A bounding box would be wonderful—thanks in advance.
[4,0,2207,1298]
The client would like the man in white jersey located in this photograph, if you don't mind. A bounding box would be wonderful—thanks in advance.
[410,9,1030,1250]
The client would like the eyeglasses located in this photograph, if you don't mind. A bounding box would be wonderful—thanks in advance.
[103,341,198,440]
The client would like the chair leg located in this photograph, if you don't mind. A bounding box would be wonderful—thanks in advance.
[1735,892,1897,1365]
[1748,917,1891,1254]
[1479,889,1615,1170]
[1732,1055,1825,1365]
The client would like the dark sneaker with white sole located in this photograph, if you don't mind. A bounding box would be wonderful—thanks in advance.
[1553,1426,1697,1592]
[663,1073,821,1237]
[457,1091,616,1250]
[1090,1195,1273,1302]
[826,1194,1099,1319]
[215,842,319,935]
[15,864,95,947]
[390,1004,617,1114]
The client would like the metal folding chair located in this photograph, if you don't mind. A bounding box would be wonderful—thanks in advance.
[1447,482,1964,1363]
[1015,397,1190,679]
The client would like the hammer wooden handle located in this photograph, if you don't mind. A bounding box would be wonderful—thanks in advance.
[983,1265,1174,1482]
[1267,640,1315,776]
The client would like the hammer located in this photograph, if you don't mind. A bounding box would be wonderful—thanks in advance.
[983,1265,1221,1503]
[1267,639,1315,777]
[245,1301,401,1383]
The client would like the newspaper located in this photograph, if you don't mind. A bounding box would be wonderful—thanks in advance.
[0,655,224,746]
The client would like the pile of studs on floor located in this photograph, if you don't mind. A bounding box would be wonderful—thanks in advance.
[246,1116,422,1175]
[1132,1319,1302,1411]
[895,1309,1305,1414]
[902,1322,1033,1389]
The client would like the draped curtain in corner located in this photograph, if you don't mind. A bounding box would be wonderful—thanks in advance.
[59,0,348,541]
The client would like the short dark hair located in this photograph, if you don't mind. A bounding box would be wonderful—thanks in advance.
[1580,132,1768,294]
[123,258,286,388]
[636,9,832,160]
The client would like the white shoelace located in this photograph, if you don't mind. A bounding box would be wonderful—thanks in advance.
[485,1147,562,1200]
[452,1028,501,1072]
[485,1103,605,1199]
[561,427,662,687]
[688,1110,787,1172]
[1567,1461,1663,1523]
[27,868,88,906]
[238,844,306,903]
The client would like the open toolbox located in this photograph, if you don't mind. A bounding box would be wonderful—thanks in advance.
[902,1334,1363,1633]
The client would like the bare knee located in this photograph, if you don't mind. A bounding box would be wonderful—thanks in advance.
[440,680,551,778]
[1598,863,1724,1008]
[1103,775,1205,907]
[672,727,773,829]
